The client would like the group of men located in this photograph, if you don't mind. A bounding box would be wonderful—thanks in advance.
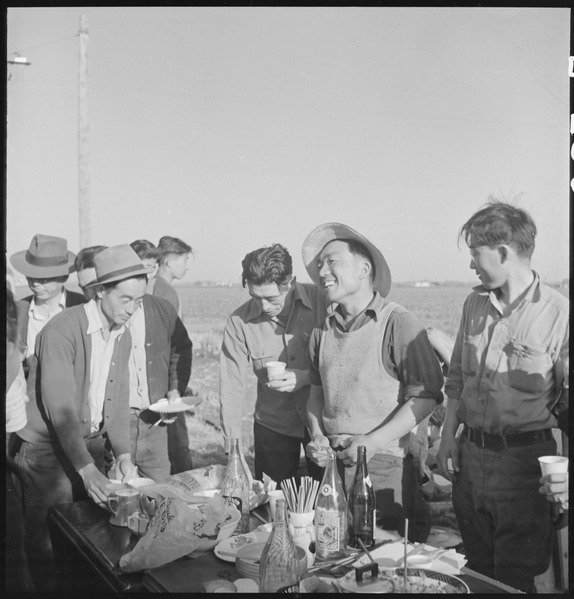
[6,199,569,594]
[6,235,194,592]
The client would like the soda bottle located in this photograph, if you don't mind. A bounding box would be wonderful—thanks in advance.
[259,498,300,593]
[221,438,250,534]
[314,447,348,560]
[347,445,376,548]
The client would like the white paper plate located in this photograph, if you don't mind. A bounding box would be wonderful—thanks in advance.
[148,396,203,414]
[214,523,272,562]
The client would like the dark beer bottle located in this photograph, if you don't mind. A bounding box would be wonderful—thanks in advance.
[347,445,376,548]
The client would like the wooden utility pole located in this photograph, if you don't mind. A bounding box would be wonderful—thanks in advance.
[78,15,90,248]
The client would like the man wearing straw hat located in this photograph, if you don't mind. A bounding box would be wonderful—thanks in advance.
[302,223,444,542]
[12,244,147,591]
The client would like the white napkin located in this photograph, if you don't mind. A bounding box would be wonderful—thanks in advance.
[357,540,467,576]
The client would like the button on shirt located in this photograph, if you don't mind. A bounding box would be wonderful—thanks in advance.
[85,300,126,433]
[445,272,569,435]
[126,303,150,410]
[26,290,67,359]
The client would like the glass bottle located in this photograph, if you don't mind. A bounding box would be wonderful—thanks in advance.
[314,447,348,561]
[259,498,300,593]
[347,445,376,549]
[221,438,250,534]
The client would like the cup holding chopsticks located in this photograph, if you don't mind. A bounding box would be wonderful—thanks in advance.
[288,509,316,567]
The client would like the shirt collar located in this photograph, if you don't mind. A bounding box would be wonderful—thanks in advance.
[327,291,384,325]
[245,277,310,322]
[473,270,542,307]
[85,299,125,337]
[29,289,67,316]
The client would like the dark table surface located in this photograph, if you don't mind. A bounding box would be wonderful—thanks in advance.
[48,500,524,594]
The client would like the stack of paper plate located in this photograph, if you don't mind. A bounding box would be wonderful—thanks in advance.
[235,543,307,582]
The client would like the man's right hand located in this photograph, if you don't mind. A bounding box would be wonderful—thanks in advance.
[78,463,113,507]
[305,435,331,467]
[435,435,460,483]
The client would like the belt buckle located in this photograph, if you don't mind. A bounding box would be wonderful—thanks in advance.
[476,429,485,448]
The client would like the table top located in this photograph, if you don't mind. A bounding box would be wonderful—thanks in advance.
[48,500,524,594]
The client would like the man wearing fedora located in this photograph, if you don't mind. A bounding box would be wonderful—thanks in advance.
[9,234,87,424]
[302,223,444,543]
[12,244,146,591]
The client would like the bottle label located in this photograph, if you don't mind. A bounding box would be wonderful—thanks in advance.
[365,475,373,488]
[315,507,344,553]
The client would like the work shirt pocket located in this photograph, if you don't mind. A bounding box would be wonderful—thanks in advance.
[461,332,481,377]
[506,340,551,394]
[250,348,275,377]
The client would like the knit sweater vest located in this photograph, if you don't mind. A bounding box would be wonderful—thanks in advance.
[319,300,409,458]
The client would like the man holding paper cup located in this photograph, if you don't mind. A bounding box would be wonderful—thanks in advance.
[219,243,327,484]
[436,200,569,593]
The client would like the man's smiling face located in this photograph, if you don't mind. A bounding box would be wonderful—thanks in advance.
[316,240,367,303]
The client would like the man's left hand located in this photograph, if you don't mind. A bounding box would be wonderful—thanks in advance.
[115,454,139,483]
[266,369,307,393]
[336,435,375,467]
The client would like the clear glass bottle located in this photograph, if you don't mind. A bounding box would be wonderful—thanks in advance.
[221,438,250,534]
[259,498,300,593]
[347,445,376,549]
[314,447,348,561]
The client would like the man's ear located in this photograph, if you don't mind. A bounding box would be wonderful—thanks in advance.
[359,260,372,280]
[498,245,509,262]
[95,285,105,300]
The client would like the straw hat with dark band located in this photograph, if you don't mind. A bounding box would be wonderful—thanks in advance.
[301,222,392,298]
[87,244,151,288]
[10,234,76,278]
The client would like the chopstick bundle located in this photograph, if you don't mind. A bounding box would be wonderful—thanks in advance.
[280,476,320,513]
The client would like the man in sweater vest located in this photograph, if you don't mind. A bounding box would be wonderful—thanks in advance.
[12,245,147,592]
[302,223,444,543]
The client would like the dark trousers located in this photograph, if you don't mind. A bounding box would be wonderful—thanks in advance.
[338,452,431,543]
[453,435,556,593]
[253,421,324,485]
[167,412,193,474]
[12,435,105,593]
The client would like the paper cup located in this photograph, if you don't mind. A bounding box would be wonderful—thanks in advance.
[265,361,286,378]
[267,489,285,521]
[538,456,568,476]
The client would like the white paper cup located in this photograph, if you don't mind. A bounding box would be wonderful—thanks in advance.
[265,361,286,378]
[267,489,285,521]
[538,456,568,476]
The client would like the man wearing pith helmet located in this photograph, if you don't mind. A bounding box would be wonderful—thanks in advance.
[12,244,147,592]
[302,223,444,543]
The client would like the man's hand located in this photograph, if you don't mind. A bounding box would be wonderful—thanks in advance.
[115,453,139,483]
[435,435,460,483]
[305,435,331,467]
[539,472,569,511]
[266,368,308,393]
[336,435,375,467]
[78,463,114,507]
[166,388,182,405]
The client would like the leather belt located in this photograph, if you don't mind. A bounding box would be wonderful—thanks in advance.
[463,426,553,450]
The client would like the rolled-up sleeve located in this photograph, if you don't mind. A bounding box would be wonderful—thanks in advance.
[386,311,444,403]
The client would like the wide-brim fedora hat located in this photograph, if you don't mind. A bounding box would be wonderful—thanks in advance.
[87,244,151,288]
[10,234,76,278]
[301,222,392,298]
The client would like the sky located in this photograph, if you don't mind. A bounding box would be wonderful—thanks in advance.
[6,7,571,286]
